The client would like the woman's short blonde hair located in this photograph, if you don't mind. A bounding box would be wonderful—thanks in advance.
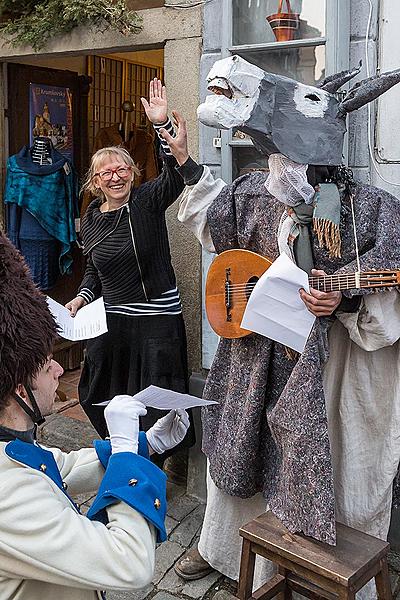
[82,146,141,200]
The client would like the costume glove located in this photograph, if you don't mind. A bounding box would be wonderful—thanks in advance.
[146,409,190,454]
[104,395,147,454]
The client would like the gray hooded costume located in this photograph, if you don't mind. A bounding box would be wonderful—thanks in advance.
[188,56,400,546]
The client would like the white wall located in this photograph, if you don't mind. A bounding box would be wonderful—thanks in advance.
[373,0,400,196]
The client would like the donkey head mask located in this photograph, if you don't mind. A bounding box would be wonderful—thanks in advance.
[197,55,400,165]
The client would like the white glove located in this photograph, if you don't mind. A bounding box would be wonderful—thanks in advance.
[146,409,190,454]
[104,395,147,454]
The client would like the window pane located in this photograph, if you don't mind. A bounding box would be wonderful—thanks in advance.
[236,44,325,85]
[232,146,269,180]
[232,0,325,46]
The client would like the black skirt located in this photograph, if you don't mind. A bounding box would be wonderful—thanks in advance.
[78,312,195,455]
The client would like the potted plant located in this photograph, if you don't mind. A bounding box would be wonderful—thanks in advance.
[0,0,142,51]
[266,0,299,42]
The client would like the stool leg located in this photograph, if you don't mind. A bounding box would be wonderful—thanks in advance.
[238,539,256,600]
[375,558,392,600]
[277,566,292,600]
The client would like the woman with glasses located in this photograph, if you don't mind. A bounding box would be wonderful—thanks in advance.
[65,80,199,462]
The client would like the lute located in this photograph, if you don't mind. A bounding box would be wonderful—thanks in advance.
[205,249,400,339]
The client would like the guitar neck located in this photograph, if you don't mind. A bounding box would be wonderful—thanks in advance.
[308,271,400,292]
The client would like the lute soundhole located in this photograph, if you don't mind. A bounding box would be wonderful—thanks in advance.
[246,276,259,300]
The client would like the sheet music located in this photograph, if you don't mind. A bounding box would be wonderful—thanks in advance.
[241,253,315,353]
[46,296,108,341]
[94,385,218,410]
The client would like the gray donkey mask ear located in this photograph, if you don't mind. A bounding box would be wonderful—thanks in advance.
[339,68,400,113]
[319,61,362,93]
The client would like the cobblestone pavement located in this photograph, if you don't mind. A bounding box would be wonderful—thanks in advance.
[39,393,400,600]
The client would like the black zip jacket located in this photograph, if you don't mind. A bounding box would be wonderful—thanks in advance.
[79,156,202,304]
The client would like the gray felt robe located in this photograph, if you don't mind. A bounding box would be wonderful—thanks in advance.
[195,170,400,545]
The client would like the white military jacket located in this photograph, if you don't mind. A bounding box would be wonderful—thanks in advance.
[0,438,165,600]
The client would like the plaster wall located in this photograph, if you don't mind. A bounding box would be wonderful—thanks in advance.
[164,37,202,377]
[0,5,201,60]
[348,0,378,185]
[348,0,400,198]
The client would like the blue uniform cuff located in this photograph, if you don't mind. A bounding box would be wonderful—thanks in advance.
[87,451,167,542]
[94,432,149,469]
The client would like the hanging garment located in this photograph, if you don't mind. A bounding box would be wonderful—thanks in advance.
[5,145,79,289]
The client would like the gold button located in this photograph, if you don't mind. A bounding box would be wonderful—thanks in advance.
[62,481,68,490]
[154,498,161,510]
[40,464,47,472]
[128,478,138,486]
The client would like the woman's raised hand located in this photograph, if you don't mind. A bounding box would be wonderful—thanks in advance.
[141,78,168,125]
[159,111,189,166]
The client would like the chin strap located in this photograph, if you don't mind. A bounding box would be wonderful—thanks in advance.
[14,386,45,426]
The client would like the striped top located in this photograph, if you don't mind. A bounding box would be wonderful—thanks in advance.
[105,287,182,316]
[153,119,175,156]
[79,285,182,316]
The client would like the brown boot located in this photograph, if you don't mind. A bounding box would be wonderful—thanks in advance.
[164,450,188,487]
[175,547,214,581]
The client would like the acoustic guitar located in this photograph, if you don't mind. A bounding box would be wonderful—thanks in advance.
[205,249,400,339]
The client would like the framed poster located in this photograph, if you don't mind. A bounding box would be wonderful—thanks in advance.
[29,83,74,162]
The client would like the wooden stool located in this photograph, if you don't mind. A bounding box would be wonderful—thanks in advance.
[238,511,392,600]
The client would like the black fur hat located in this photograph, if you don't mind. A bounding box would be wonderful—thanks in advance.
[0,232,58,406]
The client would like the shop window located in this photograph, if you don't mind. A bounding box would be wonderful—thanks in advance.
[232,0,325,46]
[126,62,163,129]
[88,55,162,153]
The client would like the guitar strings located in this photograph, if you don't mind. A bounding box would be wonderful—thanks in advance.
[222,275,397,292]
[224,279,396,290]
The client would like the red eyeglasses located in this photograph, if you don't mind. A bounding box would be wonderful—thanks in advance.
[95,166,132,182]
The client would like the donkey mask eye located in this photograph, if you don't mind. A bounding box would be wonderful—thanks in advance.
[305,94,321,102]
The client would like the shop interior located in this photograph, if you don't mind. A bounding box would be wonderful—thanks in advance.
[3,48,164,377]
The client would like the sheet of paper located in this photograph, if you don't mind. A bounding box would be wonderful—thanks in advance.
[241,253,316,353]
[94,385,218,410]
[47,296,108,341]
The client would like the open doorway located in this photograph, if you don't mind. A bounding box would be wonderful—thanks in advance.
[4,48,164,377]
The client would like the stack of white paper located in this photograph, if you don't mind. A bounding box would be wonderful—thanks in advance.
[47,296,108,341]
[241,253,315,353]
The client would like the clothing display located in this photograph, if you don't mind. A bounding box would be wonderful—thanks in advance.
[0,433,166,600]
[5,143,79,289]
[77,144,196,451]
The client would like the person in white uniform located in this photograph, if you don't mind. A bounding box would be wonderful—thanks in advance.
[0,230,190,600]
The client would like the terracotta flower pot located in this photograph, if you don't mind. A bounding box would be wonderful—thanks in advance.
[266,0,299,42]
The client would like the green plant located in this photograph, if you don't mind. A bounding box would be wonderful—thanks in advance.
[0,0,143,50]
